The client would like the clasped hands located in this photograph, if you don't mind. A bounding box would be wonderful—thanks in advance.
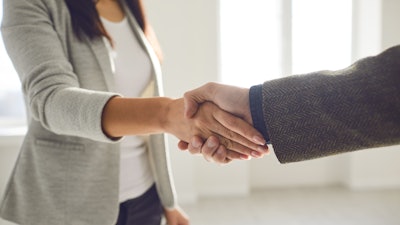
[172,82,269,164]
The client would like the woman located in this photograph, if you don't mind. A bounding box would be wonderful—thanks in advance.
[0,0,267,224]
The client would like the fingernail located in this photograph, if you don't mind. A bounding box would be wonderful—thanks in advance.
[253,136,266,145]
[257,145,269,152]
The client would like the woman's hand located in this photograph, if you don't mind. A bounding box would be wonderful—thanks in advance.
[164,207,189,225]
[164,99,268,161]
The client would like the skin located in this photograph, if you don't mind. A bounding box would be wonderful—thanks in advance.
[178,82,270,164]
[102,97,267,158]
[184,82,252,123]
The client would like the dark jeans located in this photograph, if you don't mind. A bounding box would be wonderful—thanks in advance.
[116,184,163,225]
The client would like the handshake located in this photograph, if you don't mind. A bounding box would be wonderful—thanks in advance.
[105,44,400,165]
[172,82,270,164]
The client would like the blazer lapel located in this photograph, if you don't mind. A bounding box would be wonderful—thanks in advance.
[86,36,116,92]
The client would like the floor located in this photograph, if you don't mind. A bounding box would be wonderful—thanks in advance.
[180,187,400,225]
[0,187,399,225]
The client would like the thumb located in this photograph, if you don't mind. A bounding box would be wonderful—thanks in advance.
[183,83,217,118]
[183,93,200,118]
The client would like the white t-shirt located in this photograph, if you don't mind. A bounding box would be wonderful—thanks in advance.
[101,17,154,203]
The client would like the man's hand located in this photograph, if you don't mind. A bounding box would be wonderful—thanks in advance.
[184,82,253,124]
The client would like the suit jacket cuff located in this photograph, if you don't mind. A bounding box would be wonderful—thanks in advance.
[250,84,270,143]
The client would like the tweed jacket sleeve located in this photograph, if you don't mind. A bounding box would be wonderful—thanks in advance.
[251,45,400,163]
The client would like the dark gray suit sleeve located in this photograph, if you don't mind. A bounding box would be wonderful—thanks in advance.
[251,45,400,163]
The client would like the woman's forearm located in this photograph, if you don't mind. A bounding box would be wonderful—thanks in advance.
[101,96,173,138]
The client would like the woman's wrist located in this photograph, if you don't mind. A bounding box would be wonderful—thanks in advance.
[159,97,176,132]
[161,98,184,135]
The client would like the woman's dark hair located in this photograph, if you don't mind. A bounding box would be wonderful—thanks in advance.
[64,0,147,42]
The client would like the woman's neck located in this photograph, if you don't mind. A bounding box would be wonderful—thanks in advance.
[96,0,125,22]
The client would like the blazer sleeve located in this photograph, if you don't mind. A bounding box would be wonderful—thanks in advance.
[258,45,400,163]
[1,0,120,142]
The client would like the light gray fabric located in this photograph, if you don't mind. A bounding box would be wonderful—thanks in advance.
[0,0,176,224]
[261,45,400,163]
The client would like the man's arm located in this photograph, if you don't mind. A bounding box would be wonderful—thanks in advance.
[183,45,400,163]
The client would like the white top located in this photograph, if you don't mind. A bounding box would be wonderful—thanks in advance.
[101,17,154,203]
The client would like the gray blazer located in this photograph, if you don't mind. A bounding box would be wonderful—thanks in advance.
[1,0,176,224]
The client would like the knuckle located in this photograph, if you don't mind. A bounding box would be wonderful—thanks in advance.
[206,82,216,90]
[221,138,233,150]
[183,91,192,99]
[226,129,236,139]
